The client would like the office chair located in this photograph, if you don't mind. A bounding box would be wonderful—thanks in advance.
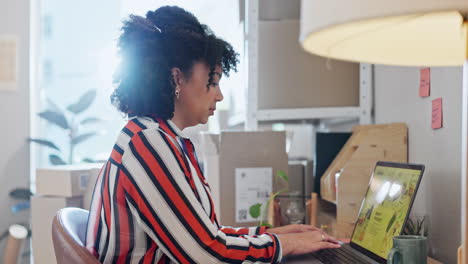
[52,207,100,264]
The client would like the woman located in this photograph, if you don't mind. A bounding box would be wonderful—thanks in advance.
[85,6,340,263]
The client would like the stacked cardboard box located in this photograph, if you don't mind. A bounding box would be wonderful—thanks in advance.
[199,131,288,227]
[32,164,102,264]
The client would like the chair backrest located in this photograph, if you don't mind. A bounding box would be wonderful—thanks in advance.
[52,207,100,264]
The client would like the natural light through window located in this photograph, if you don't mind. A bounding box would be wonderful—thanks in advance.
[37,0,244,167]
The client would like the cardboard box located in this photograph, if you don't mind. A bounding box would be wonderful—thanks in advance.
[200,131,288,227]
[83,167,103,210]
[36,163,103,197]
[31,195,83,264]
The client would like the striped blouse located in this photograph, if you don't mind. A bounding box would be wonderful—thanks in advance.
[85,116,282,264]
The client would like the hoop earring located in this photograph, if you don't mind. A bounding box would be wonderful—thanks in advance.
[175,90,180,100]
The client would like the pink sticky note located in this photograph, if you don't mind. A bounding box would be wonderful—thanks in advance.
[432,98,443,129]
[420,68,430,97]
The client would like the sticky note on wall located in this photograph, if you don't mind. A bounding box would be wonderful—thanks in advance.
[432,98,443,129]
[419,68,430,97]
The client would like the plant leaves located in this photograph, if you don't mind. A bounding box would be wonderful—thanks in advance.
[408,218,415,229]
[49,154,67,165]
[403,216,428,236]
[418,216,426,232]
[67,89,97,114]
[46,98,62,113]
[82,157,106,163]
[80,117,101,125]
[11,201,30,213]
[38,111,69,129]
[270,189,288,202]
[71,132,97,145]
[249,203,262,219]
[82,156,106,163]
[82,157,96,163]
[259,221,272,228]
[9,188,33,200]
[27,138,61,151]
[276,170,289,182]
[405,218,415,235]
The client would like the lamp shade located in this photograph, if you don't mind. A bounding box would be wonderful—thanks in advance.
[300,0,468,66]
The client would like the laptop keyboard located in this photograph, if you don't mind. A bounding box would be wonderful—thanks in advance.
[312,245,375,264]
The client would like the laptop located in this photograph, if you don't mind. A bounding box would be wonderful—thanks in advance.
[285,161,425,264]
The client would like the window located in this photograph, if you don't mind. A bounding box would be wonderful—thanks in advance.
[36,0,244,166]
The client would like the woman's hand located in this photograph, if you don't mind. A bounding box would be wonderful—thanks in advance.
[277,230,341,256]
[267,224,321,235]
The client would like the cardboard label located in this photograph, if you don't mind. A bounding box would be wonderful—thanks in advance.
[432,98,443,129]
[235,167,272,223]
[419,68,430,97]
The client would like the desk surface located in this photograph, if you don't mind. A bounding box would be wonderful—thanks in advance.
[282,255,321,264]
[283,255,442,264]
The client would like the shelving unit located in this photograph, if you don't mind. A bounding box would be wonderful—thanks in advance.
[242,0,374,130]
[241,0,377,239]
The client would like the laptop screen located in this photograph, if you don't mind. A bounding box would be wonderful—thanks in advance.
[350,162,424,261]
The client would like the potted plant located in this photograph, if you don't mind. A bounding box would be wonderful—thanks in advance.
[28,89,103,165]
[403,215,429,237]
[248,170,289,227]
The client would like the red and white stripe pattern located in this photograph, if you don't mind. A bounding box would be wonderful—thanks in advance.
[85,116,282,263]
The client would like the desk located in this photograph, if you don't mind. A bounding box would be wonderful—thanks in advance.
[282,255,322,264]
[283,255,442,264]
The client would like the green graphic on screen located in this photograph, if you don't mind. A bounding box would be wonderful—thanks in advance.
[351,166,421,259]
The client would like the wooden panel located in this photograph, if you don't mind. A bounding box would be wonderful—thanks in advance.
[336,145,385,237]
[319,123,408,237]
[321,123,408,202]
[336,222,355,240]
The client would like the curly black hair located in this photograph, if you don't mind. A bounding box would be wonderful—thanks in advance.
[111,6,239,119]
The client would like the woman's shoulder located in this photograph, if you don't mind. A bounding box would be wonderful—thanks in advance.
[131,116,160,131]
[114,117,162,153]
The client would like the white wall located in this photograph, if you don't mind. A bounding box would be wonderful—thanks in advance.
[375,65,462,263]
[0,0,31,262]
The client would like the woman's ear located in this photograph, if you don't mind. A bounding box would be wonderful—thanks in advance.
[171,67,183,88]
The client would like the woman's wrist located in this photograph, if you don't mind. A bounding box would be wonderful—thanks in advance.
[277,234,295,256]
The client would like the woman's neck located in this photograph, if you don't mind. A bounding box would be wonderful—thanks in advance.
[171,111,189,131]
